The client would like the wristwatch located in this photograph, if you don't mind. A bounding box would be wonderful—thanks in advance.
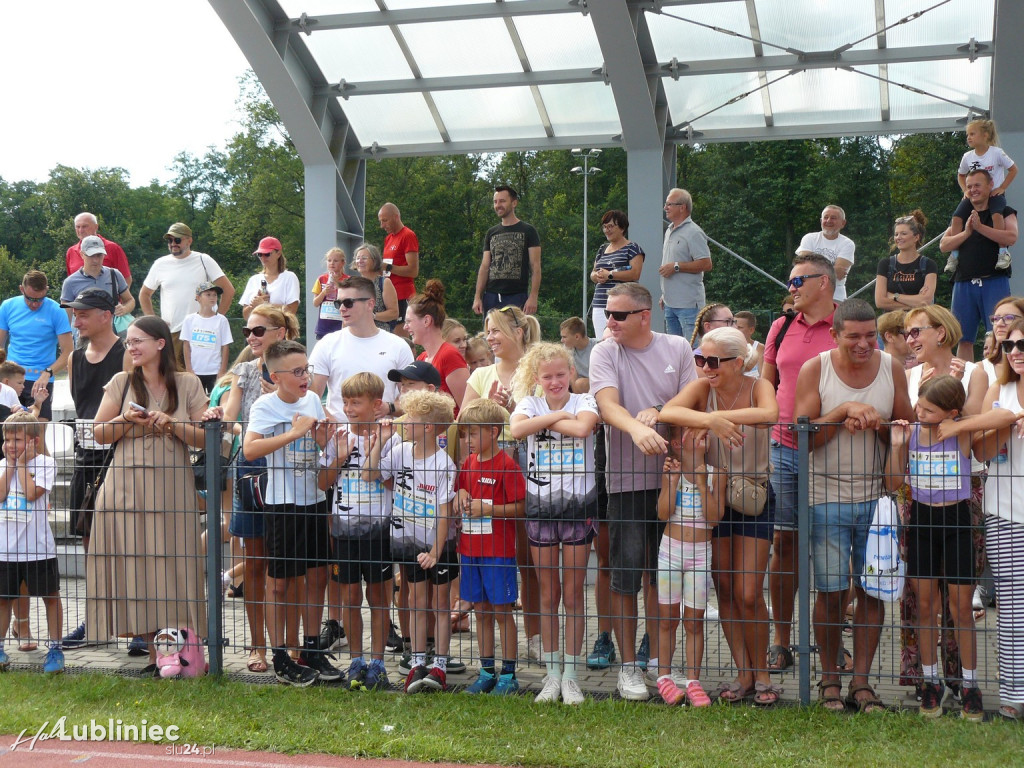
[673,262,680,273]
[43,368,54,376]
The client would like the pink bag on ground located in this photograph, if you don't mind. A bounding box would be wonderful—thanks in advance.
[154,627,208,678]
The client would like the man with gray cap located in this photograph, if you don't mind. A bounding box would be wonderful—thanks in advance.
[139,223,235,368]
[60,236,134,342]
[65,212,131,285]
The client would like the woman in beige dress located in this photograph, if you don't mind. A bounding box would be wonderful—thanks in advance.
[86,316,209,671]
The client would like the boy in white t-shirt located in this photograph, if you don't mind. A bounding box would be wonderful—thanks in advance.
[0,412,63,673]
[243,340,338,687]
[180,282,233,394]
[0,362,47,419]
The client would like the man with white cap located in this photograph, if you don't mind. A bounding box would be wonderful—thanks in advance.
[60,236,134,343]
[139,223,235,369]
[65,212,132,286]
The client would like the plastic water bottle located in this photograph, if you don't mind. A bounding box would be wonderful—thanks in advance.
[993,402,1009,464]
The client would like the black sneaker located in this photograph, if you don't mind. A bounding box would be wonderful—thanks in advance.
[385,623,404,653]
[443,656,467,674]
[405,664,429,693]
[275,654,318,687]
[919,682,945,718]
[300,648,344,683]
[318,619,347,651]
[961,686,984,722]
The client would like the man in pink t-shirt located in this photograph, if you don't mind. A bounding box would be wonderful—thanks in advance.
[379,203,419,323]
[65,212,132,286]
[760,253,837,672]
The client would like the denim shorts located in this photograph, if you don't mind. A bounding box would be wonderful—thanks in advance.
[713,484,776,541]
[770,440,800,531]
[810,500,875,593]
[229,462,266,539]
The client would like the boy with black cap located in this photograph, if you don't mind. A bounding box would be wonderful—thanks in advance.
[180,282,233,393]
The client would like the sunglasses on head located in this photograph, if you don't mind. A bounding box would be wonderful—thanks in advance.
[900,325,935,340]
[241,325,281,338]
[786,273,824,289]
[694,354,738,369]
[496,305,522,327]
[1001,339,1024,354]
[165,236,183,245]
[333,297,372,310]
[604,308,646,321]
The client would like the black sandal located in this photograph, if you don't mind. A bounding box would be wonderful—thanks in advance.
[227,582,244,599]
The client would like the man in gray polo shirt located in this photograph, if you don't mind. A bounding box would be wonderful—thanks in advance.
[659,188,712,338]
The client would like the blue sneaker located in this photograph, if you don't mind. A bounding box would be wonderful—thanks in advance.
[636,633,650,670]
[0,647,9,671]
[587,631,616,670]
[492,672,519,696]
[363,659,390,691]
[62,622,86,649]
[348,658,369,690]
[43,647,65,674]
[127,636,148,657]
[464,668,497,694]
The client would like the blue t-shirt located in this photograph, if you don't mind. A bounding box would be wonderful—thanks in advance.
[0,297,72,378]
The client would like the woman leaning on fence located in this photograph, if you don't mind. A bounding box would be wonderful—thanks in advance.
[658,327,780,705]
[85,316,209,671]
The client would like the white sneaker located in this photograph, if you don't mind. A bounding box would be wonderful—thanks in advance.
[535,674,562,703]
[617,665,650,701]
[527,634,542,661]
[996,249,1012,271]
[561,677,585,705]
[973,586,985,612]
[644,668,661,688]
[705,604,720,621]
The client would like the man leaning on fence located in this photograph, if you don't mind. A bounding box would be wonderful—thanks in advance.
[794,298,912,713]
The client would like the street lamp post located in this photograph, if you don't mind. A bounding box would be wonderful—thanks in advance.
[571,148,601,328]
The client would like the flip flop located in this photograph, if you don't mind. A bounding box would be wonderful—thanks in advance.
[767,644,794,671]
[247,650,268,673]
[13,620,37,652]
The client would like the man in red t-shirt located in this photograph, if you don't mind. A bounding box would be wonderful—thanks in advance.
[65,212,132,286]
[379,203,419,332]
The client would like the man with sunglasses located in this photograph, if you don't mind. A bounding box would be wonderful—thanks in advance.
[796,205,855,301]
[0,271,73,421]
[940,168,1019,361]
[65,212,132,286]
[659,188,711,338]
[761,254,839,673]
[310,277,413,423]
[472,186,541,316]
[793,298,912,713]
[589,282,697,700]
[139,223,235,370]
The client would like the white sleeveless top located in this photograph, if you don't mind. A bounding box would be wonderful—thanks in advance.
[983,381,1024,524]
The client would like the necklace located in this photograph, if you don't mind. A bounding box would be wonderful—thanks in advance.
[716,379,746,411]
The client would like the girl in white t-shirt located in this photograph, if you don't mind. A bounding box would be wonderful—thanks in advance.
[510,342,599,705]
[0,412,62,673]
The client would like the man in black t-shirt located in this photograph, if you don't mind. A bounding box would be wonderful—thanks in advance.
[940,168,1019,360]
[472,186,541,316]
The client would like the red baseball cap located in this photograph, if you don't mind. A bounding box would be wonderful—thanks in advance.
[253,236,282,255]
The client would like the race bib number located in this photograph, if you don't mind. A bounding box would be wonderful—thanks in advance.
[674,480,703,522]
[536,437,585,475]
[393,489,436,528]
[462,514,492,536]
[336,470,385,509]
[319,300,342,322]
[189,327,217,350]
[0,491,30,524]
[909,449,962,492]
[75,418,100,450]
[286,435,319,475]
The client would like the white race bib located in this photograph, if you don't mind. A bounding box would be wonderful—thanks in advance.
[909,449,962,492]
[189,327,217,350]
[335,470,385,511]
[462,514,492,535]
[285,435,319,475]
[536,437,585,476]
[674,480,703,523]
[394,488,436,529]
[75,419,100,450]
[319,300,342,322]
[0,491,30,524]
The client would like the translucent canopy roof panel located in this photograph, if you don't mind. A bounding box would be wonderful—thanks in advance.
[231,0,997,157]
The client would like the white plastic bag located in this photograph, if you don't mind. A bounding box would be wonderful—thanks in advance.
[861,495,904,602]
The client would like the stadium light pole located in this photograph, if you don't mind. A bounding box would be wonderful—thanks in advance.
[571,148,602,327]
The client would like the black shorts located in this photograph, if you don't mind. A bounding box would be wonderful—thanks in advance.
[69,448,112,536]
[906,500,976,584]
[595,425,609,522]
[330,532,394,585]
[0,558,60,598]
[399,540,459,586]
[265,500,331,579]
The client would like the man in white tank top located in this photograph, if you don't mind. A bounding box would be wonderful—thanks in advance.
[794,299,913,712]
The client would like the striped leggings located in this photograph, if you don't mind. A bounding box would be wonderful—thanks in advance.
[986,515,1024,705]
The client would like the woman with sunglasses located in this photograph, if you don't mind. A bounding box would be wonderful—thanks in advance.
[981,297,1024,385]
[206,305,299,673]
[86,316,210,673]
[461,305,543,659]
[240,237,300,321]
[898,303,989,699]
[405,279,469,412]
[659,327,780,705]
[351,243,399,332]
[875,210,938,311]
[590,210,645,338]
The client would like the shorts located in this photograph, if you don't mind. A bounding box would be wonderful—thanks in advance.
[951,275,1010,346]
[810,500,875,593]
[399,540,459,586]
[906,500,976,584]
[0,558,60,598]
[69,447,112,536]
[459,555,518,605]
[770,440,799,531]
[954,194,1006,221]
[230,462,266,539]
[607,489,663,595]
[197,373,218,394]
[330,532,393,584]
[595,425,609,522]
[526,518,596,547]
[656,536,712,610]
[713,484,776,541]
[264,500,330,579]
